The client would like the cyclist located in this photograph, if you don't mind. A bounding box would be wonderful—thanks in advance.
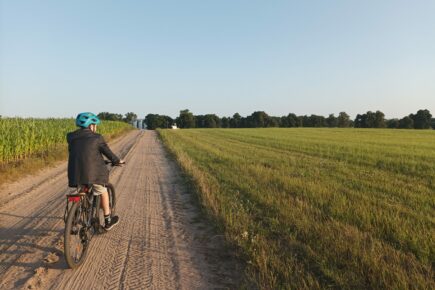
[67,112,124,231]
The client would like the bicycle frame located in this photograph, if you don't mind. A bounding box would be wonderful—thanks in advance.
[64,189,104,236]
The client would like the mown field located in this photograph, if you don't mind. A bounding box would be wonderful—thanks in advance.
[0,118,132,164]
[159,128,435,289]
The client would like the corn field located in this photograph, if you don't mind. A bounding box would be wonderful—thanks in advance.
[0,118,132,164]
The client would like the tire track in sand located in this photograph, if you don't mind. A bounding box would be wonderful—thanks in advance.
[0,130,141,289]
[1,130,244,290]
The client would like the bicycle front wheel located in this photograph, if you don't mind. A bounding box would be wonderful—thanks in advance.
[107,183,116,215]
[64,201,90,269]
[94,184,117,234]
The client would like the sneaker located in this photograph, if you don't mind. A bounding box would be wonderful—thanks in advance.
[104,215,120,231]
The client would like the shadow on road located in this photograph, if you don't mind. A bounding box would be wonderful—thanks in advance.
[0,210,69,288]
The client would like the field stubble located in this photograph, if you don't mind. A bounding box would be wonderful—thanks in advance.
[159,128,435,289]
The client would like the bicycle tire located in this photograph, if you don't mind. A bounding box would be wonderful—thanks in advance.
[64,201,90,269]
[107,183,116,215]
[93,195,106,234]
[94,184,116,234]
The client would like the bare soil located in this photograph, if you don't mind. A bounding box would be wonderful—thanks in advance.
[0,130,243,290]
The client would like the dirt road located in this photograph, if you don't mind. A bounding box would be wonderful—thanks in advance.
[0,130,242,289]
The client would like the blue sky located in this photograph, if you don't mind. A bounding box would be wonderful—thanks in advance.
[1,0,434,119]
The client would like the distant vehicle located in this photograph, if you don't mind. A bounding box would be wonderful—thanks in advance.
[171,124,178,129]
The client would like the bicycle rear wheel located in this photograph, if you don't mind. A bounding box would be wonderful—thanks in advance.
[64,201,90,269]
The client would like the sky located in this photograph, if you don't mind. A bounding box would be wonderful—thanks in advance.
[1,0,434,119]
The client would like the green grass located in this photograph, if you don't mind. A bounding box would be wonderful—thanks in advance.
[159,128,435,290]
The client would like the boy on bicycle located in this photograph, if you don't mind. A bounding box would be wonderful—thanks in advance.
[67,112,124,231]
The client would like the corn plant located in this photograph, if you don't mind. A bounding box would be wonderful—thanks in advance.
[0,118,131,164]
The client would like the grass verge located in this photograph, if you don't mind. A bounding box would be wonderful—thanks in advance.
[158,131,256,289]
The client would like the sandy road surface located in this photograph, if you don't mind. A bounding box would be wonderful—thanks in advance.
[0,130,242,290]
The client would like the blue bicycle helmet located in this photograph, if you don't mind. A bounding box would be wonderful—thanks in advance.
[75,112,101,128]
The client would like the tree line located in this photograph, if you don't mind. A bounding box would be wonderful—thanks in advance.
[144,109,434,130]
[97,112,137,123]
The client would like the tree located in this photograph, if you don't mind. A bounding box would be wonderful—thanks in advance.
[145,114,159,129]
[267,116,280,127]
[144,114,173,129]
[410,109,432,129]
[301,115,311,127]
[326,114,338,127]
[287,113,300,127]
[308,115,326,127]
[97,112,123,121]
[250,111,269,127]
[194,114,221,128]
[176,109,195,128]
[280,116,289,127]
[374,111,386,128]
[280,114,297,127]
[221,117,230,128]
[354,114,364,128]
[398,116,414,129]
[123,112,137,123]
[163,115,174,128]
[365,111,377,128]
[386,119,399,128]
[354,111,385,128]
[240,115,250,128]
[337,112,351,128]
[204,114,220,128]
[230,113,242,128]
[195,115,205,128]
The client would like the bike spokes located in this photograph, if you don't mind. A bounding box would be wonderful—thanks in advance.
[64,183,118,269]
[64,202,90,268]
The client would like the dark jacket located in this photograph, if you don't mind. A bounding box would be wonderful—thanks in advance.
[67,128,120,187]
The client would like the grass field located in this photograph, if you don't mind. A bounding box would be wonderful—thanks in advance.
[159,128,435,289]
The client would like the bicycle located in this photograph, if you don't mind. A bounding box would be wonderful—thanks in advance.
[63,161,122,269]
